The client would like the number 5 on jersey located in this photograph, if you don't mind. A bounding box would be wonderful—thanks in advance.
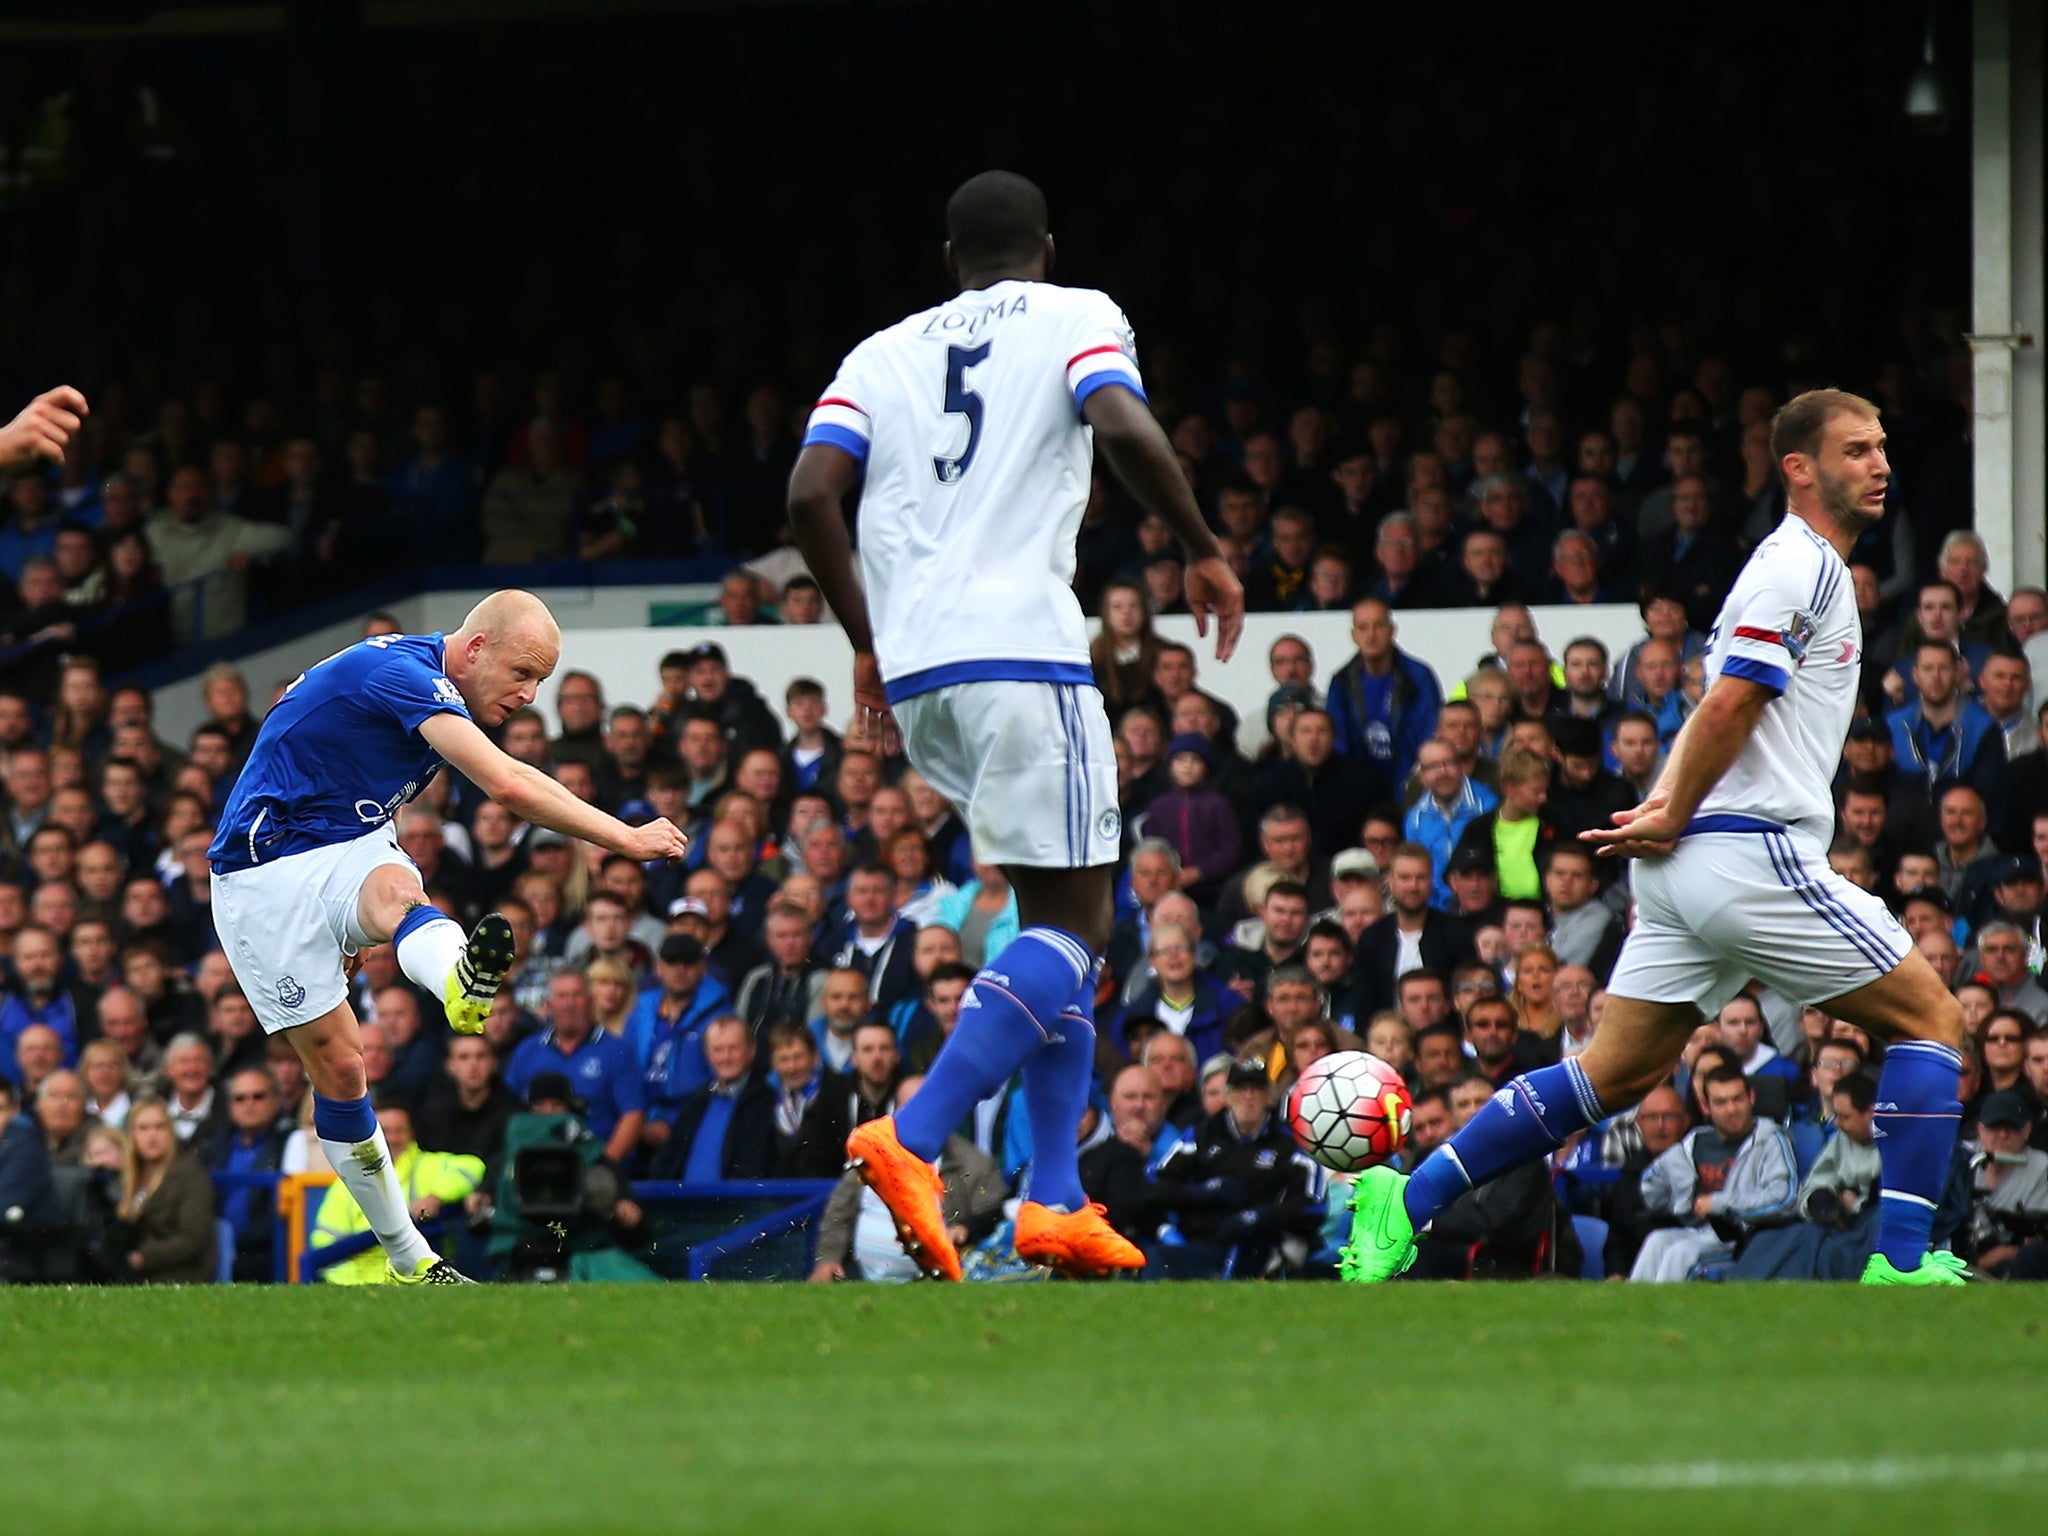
[934,341,991,485]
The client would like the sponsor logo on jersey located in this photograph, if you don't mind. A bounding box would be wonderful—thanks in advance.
[432,675,464,708]
[277,976,306,1008]
[354,780,421,826]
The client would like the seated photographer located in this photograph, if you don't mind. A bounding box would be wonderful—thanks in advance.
[648,1016,778,1181]
[1964,1092,2048,1278]
[1732,1070,1883,1280]
[810,1074,1006,1282]
[1151,1057,1326,1280]
[486,1073,659,1283]
[311,1101,482,1285]
[1630,1067,1796,1283]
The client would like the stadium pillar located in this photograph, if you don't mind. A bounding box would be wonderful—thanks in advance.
[1970,0,2045,592]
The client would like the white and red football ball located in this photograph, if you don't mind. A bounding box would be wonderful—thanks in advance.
[1286,1050,1412,1174]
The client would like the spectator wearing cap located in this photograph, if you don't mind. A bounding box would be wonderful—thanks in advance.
[1544,717,1632,873]
[1151,1056,1326,1279]
[1326,598,1443,804]
[672,867,766,991]
[1145,733,1241,908]
[1254,707,1373,860]
[1350,841,1477,1021]
[1965,1091,2048,1277]
[683,641,784,759]
[502,971,645,1167]
[1321,848,1382,933]
[624,932,730,1155]
[648,1016,779,1181]
[1962,854,2045,938]
[1404,737,1498,910]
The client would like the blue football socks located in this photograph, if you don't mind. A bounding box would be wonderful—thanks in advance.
[893,926,1092,1163]
[1871,1039,1963,1271]
[1404,1059,1606,1229]
[1018,977,1099,1211]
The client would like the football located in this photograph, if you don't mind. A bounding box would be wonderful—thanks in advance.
[1286,1051,1413,1174]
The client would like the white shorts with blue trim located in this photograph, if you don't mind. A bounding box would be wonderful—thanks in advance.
[892,680,1120,869]
[1606,825,1912,1015]
[212,824,418,1035]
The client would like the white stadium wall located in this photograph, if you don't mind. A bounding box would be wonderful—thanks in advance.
[156,592,1648,756]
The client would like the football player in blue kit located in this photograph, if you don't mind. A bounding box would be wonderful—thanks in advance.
[210,590,687,1282]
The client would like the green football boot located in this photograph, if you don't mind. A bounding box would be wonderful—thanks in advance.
[1338,1166,1418,1283]
[1859,1250,1970,1286]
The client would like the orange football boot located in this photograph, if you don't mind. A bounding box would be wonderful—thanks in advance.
[845,1116,961,1281]
[1013,1201,1144,1277]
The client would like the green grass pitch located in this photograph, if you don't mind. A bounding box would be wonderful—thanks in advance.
[2,1284,2042,1535]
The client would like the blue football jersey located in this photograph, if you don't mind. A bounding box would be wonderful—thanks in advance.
[209,633,471,873]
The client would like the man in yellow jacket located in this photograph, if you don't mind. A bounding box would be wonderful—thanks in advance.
[312,1103,484,1284]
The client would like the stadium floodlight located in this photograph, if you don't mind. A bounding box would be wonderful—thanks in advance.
[1904,10,1953,134]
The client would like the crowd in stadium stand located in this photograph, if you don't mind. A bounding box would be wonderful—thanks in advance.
[1,312,2047,1284]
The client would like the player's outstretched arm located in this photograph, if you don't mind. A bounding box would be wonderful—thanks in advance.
[1083,385,1243,662]
[418,713,687,863]
[787,444,894,740]
[1581,673,1775,858]
[0,386,88,474]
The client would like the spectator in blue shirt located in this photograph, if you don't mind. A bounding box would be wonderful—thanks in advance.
[650,1016,779,1181]
[624,933,730,1148]
[1326,598,1443,802]
[1404,737,1499,909]
[504,971,644,1166]
[1887,642,2006,815]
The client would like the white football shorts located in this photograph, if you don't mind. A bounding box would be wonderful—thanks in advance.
[892,679,1121,870]
[212,824,418,1034]
[1606,826,1912,1014]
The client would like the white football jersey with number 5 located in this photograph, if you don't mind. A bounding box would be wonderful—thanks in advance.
[802,279,1144,707]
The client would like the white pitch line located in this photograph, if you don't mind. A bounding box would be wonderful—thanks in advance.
[1572,1448,2048,1490]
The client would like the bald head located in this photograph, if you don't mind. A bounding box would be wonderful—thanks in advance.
[444,590,562,727]
[457,589,561,651]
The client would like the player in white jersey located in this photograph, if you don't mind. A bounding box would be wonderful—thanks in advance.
[789,171,1243,1278]
[1343,390,1972,1287]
